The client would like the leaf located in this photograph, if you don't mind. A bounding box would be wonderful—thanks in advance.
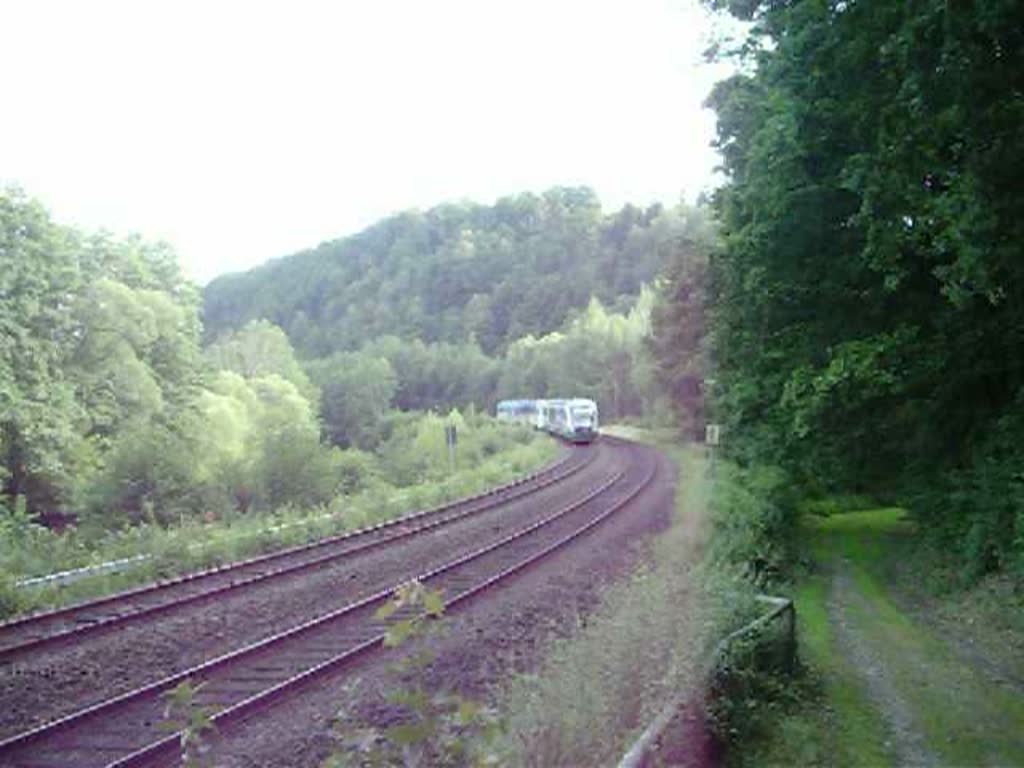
[388,688,430,712]
[456,699,480,725]
[374,600,398,621]
[383,618,416,648]
[422,588,445,617]
[385,721,432,746]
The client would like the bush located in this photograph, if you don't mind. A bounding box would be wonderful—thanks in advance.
[710,462,797,586]
[86,419,203,524]
[333,448,380,496]
[913,395,1024,582]
[0,571,26,620]
[706,616,800,750]
[493,446,744,765]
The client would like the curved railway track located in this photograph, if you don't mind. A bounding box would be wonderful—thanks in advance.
[0,436,657,768]
[0,446,594,660]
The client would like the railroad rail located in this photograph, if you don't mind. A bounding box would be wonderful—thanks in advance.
[0,446,597,660]
[0,437,657,768]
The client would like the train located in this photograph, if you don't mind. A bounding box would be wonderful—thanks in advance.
[496,398,600,443]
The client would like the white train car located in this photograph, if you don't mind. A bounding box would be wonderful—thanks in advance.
[540,398,599,443]
[496,399,540,427]
[498,398,600,443]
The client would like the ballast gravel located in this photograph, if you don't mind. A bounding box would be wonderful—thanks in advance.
[198,442,677,768]
[0,445,618,740]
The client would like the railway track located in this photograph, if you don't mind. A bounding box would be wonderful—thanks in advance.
[0,446,594,660]
[0,437,656,768]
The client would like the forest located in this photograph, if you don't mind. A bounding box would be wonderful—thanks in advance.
[203,187,677,356]
[701,0,1024,579]
[202,189,714,447]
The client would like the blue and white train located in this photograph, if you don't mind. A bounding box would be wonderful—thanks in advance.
[496,398,600,443]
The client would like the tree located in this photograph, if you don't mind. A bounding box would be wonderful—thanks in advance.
[700,0,1024,574]
[1,190,85,513]
[649,208,715,439]
[204,319,318,405]
[306,353,396,449]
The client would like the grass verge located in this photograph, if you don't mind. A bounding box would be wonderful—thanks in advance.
[492,429,758,766]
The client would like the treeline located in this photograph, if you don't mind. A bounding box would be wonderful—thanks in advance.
[203,187,682,356]
[699,0,1024,578]
[0,190,349,523]
[297,288,668,451]
[0,191,530,528]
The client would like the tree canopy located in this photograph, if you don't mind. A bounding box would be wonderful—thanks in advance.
[0,189,344,524]
[202,187,675,357]
[696,0,1024,576]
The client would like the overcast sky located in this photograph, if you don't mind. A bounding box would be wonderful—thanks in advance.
[1,1,735,284]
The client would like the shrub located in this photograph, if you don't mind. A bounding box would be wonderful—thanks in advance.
[710,462,797,586]
[913,395,1024,581]
[333,449,380,496]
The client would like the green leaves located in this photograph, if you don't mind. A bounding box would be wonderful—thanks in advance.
[422,588,445,618]
[306,351,396,449]
[703,0,1024,575]
[335,580,503,767]
[202,187,670,361]
[160,679,218,767]
[0,188,211,519]
[375,580,446,622]
[205,319,318,404]
[0,190,347,525]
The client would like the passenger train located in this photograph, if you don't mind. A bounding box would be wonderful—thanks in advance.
[496,398,600,443]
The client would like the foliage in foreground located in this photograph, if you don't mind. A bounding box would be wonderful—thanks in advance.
[708,460,797,587]
[702,0,1024,578]
[327,581,501,768]
[160,680,218,768]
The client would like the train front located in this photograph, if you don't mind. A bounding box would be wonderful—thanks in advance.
[567,399,599,443]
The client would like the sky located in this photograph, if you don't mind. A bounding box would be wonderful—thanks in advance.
[1,1,737,284]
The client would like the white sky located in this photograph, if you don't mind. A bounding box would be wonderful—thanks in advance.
[1,1,734,284]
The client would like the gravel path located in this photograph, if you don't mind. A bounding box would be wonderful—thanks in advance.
[828,562,938,768]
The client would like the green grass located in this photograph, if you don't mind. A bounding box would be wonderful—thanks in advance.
[734,570,893,768]
[492,428,766,766]
[812,509,1024,766]
[739,503,1024,767]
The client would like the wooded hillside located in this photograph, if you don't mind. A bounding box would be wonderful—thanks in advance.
[203,187,676,356]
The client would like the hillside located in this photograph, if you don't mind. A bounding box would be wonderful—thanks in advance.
[202,187,679,357]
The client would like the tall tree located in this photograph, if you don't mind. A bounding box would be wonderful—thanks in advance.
[0,191,83,512]
[701,0,1024,573]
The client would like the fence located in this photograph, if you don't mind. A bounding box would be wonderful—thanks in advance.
[13,500,399,590]
[617,594,795,768]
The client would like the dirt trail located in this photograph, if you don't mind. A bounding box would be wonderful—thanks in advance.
[812,510,1024,766]
[828,562,938,767]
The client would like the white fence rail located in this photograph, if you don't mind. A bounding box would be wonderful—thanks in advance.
[618,594,795,768]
